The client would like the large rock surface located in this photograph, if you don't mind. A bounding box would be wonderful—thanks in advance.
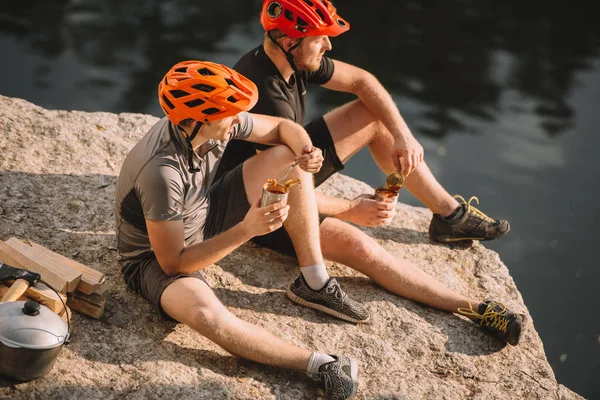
[0,95,583,399]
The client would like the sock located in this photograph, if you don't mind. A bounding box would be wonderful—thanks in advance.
[300,263,329,290]
[443,204,465,221]
[306,352,336,375]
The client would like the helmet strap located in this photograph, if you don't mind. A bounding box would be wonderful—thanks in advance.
[178,122,203,173]
[267,31,303,73]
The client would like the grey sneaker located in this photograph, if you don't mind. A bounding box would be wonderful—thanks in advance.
[286,275,370,323]
[312,355,358,400]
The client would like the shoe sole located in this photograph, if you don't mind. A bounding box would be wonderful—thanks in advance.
[286,286,370,324]
[349,357,359,398]
[507,313,528,346]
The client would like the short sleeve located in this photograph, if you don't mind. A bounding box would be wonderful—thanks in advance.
[136,159,185,221]
[307,56,335,85]
[229,111,254,140]
[255,77,297,121]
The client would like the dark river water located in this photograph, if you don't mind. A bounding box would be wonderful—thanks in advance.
[1,1,599,398]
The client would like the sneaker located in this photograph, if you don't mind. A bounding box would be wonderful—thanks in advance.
[311,355,359,400]
[458,300,526,346]
[429,195,510,243]
[286,274,370,323]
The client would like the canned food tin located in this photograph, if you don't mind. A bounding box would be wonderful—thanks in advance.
[260,184,289,207]
[373,187,399,206]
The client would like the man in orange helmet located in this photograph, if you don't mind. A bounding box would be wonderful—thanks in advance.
[115,60,362,399]
[214,0,525,345]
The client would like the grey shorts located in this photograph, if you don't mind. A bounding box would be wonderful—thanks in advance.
[121,163,250,321]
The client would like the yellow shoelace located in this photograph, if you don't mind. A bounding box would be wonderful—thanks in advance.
[454,195,495,223]
[457,301,510,333]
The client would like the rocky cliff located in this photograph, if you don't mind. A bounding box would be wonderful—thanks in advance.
[0,95,583,399]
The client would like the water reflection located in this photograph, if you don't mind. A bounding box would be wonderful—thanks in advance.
[1,0,599,137]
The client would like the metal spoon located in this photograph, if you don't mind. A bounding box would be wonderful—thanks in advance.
[277,160,300,182]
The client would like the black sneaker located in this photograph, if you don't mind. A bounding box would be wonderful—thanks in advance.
[311,355,359,400]
[458,300,526,346]
[429,195,510,243]
[286,275,370,323]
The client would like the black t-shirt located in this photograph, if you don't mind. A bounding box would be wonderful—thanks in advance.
[234,44,335,125]
[215,45,335,177]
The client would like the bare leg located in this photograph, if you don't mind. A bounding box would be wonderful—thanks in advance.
[242,146,324,267]
[319,218,478,318]
[323,100,459,216]
[161,277,312,370]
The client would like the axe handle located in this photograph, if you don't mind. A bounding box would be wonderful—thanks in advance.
[0,279,30,303]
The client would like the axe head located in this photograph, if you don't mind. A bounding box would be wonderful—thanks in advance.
[0,262,40,286]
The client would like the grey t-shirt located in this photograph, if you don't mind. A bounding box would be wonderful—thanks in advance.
[115,113,253,267]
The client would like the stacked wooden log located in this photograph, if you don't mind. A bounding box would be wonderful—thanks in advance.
[0,238,106,320]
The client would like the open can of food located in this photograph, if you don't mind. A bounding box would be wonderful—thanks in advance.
[372,172,405,206]
[260,179,301,207]
[373,187,399,206]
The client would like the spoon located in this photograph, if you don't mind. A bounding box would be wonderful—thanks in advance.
[277,160,300,182]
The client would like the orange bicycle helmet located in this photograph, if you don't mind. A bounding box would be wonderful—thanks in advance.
[260,0,350,39]
[158,60,258,125]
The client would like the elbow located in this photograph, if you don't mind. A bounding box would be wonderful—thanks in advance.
[158,249,186,277]
[160,261,181,277]
[356,70,379,96]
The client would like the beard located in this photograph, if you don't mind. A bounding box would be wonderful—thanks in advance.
[293,47,322,72]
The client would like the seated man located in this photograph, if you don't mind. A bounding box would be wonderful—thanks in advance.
[219,0,509,242]
[115,60,362,399]
[215,0,523,344]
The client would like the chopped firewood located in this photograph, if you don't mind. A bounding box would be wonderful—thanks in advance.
[4,238,82,292]
[18,239,106,295]
[0,241,69,293]
[67,290,105,319]
[59,305,72,322]
[0,281,66,314]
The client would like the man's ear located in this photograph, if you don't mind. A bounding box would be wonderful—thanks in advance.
[280,36,299,52]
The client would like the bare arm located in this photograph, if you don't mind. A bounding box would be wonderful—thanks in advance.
[322,60,424,176]
[245,113,324,172]
[146,199,289,276]
[245,113,313,156]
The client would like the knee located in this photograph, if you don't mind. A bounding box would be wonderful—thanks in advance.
[262,145,296,166]
[188,302,228,332]
[338,231,377,261]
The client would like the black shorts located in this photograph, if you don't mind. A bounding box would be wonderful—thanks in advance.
[252,117,343,256]
[121,163,250,321]
[305,116,345,187]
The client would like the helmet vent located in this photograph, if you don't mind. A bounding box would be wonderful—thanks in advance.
[184,99,206,108]
[303,0,314,6]
[284,9,294,22]
[297,17,308,26]
[225,79,240,90]
[267,2,282,18]
[227,96,238,104]
[337,18,346,27]
[203,108,221,115]
[315,9,326,22]
[322,0,330,8]
[191,84,216,92]
[162,95,175,110]
[197,68,216,76]
[175,67,188,73]
[170,90,190,99]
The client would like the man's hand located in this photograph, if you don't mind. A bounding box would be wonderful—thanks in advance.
[241,197,290,237]
[336,194,396,226]
[392,135,424,177]
[295,145,323,174]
